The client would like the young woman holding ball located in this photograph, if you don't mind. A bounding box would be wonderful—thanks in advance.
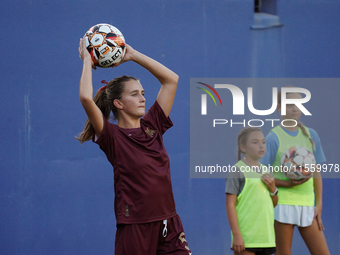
[77,38,191,255]
[261,88,330,255]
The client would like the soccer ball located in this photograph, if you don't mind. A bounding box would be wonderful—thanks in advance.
[84,23,126,68]
[280,146,316,180]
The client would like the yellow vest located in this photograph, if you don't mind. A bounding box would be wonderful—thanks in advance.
[232,160,275,248]
[271,125,314,206]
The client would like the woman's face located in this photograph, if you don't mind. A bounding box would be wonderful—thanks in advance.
[116,79,146,119]
[279,93,302,120]
[241,131,266,161]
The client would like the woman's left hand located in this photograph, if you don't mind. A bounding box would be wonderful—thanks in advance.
[314,204,325,231]
[111,44,135,67]
[261,173,276,193]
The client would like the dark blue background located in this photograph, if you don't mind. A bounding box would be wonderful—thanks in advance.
[1,0,339,254]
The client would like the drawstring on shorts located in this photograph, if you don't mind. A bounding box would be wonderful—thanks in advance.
[162,219,168,237]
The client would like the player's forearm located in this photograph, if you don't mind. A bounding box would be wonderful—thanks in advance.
[226,200,241,236]
[79,58,94,104]
[313,171,323,206]
[275,179,291,187]
[131,50,179,87]
[271,195,278,207]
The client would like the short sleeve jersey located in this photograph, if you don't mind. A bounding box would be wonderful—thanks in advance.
[93,101,177,224]
[225,168,245,195]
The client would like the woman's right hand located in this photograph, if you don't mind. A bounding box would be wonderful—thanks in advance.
[232,233,245,254]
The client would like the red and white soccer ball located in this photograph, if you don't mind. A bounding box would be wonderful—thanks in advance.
[280,146,316,180]
[84,23,126,68]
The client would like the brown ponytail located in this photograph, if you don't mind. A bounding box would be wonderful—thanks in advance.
[76,75,138,143]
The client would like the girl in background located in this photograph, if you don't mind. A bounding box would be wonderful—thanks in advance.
[226,127,278,255]
[260,88,330,255]
[77,38,191,255]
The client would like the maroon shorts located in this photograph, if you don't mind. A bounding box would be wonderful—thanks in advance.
[115,214,192,255]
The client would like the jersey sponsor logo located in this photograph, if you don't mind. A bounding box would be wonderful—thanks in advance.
[145,127,156,137]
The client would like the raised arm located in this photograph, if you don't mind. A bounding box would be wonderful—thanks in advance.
[119,45,179,117]
[78,38,104,137]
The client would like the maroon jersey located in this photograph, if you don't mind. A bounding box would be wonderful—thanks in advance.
[93,101,177,224]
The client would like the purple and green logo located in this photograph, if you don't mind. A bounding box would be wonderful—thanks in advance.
[196,82,223,115]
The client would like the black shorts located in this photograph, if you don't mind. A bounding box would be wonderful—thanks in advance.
[245,247,276,255]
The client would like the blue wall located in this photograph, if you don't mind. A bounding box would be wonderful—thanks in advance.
[1,0,339,254]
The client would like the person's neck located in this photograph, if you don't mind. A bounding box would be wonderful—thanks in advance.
[243,157,260,167]
[117,117,141,129]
